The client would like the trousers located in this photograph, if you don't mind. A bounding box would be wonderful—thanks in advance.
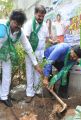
[25,50,44,97]
[0,60,11,100]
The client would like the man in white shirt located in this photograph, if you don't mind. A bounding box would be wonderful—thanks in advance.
[0,10,42,107]
[23,5,49,102]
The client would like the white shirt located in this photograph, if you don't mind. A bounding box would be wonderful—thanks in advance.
[52,20,65,36]
[0,23,38,66]
[23,19,49,57]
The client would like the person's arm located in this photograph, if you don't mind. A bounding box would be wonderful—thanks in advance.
[43,43,69,85]
[23,20,43,74]
[20,31,42,74]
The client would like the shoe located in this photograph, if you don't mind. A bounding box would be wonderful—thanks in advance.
[0,98,13,107]
[25,96,33,103]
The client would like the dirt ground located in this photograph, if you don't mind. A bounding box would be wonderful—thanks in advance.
[0,85,81,120]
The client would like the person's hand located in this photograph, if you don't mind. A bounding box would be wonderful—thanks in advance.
[34,64,43,74]
[43,77,49,86]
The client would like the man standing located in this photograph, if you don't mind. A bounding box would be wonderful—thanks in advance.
[0,9,42,107]
[43,43,81,98]
[23,5,49,102]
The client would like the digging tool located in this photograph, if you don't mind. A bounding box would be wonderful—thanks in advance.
[46,86,67,114]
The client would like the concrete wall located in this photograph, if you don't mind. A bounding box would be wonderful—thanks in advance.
[13,0,52,19]
[13,0,81,20]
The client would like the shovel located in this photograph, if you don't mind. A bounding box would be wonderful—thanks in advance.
[46,86,67,114]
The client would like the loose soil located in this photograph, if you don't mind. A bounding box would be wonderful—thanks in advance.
[0,86,81,120]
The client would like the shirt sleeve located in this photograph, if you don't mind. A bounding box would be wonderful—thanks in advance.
[20,29,38,66]
[23,20,32,36]
[43,44,63,77]
[44,23,49,38]
[43,43,69,77]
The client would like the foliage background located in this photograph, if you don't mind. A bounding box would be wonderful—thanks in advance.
[0,0,13,18]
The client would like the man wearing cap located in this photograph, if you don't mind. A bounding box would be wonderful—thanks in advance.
[43,43,81,98]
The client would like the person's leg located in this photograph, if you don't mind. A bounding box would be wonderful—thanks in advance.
[25,56,35,97]
[34,50,43,94]
[34,69,42,94]
[0,60,12,107]
[58,72,70,99]
[50,61,64,93]
[25,56,36,103]
[1,60,11,100]
[53,61,69,98]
